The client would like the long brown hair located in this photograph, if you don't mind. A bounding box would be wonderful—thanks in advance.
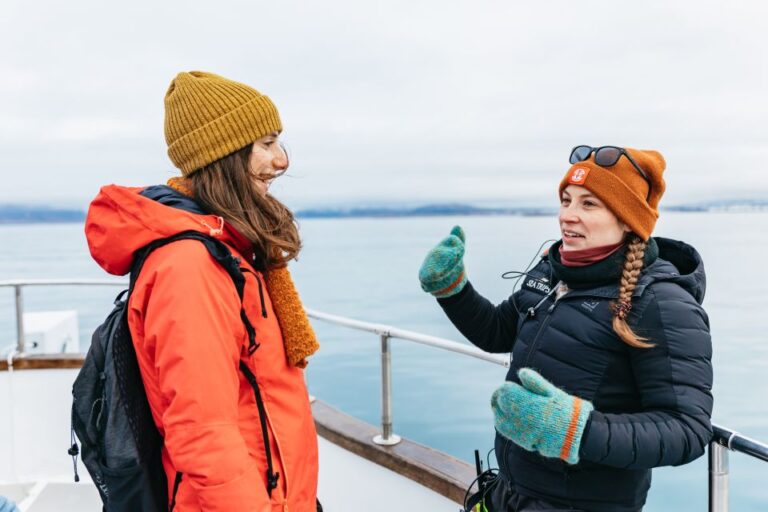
[189,144,301,268]
[612,235,654,348]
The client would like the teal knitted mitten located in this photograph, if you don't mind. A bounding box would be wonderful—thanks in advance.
[418,226,468,298]
[491,368,593,465]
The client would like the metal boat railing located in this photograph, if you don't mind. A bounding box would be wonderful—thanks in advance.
[1,279,129,354]
[3,279,768,511]
[305,309,509,445]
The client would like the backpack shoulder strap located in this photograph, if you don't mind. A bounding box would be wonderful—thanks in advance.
[129,230,257,353]
[130,231,241,294]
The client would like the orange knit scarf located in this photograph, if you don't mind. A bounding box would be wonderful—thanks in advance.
[167,176,319,368]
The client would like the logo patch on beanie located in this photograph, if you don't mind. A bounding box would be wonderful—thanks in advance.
[568,167,590,185]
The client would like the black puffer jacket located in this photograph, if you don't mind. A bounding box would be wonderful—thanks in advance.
[438,237,713,512]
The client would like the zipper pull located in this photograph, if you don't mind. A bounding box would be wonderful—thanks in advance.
[528,286,558,318]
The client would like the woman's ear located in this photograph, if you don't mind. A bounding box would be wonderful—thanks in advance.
[621,222,632,235]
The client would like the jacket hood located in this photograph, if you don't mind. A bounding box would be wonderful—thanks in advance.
[85,184,252,275]
[642,237,706,304]
[140,184,207,215]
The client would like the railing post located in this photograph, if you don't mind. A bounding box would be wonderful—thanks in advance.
[709,440,729,512]
[373,333,401,446]
[14,285,25,353]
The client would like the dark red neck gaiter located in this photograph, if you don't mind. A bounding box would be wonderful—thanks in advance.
[559,241,625,267]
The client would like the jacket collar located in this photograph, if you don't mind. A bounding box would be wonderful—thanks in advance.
[140,184,259,265]
[548,238,659,291]
[540,236,706,304]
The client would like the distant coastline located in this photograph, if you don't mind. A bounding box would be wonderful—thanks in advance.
[296,204,557,218]
[0,205,86,224]
[2,200,768,224]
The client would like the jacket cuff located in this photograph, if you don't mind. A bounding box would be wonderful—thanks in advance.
[577,410,608,463]
[560,399,594,465]
[436,280,473,305]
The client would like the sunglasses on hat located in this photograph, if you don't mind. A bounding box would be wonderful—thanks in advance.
[569,145,652,200]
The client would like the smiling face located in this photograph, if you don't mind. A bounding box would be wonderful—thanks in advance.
[559,185,630,250]
[248,131,287,195]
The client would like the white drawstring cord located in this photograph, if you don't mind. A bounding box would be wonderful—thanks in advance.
[201,216,225,236]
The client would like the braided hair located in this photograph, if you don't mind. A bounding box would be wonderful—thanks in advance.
[612,235,654,348]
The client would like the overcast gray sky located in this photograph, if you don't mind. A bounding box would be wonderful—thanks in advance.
[1,0,766,210]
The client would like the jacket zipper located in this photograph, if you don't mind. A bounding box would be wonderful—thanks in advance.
[254,273,268,318]
[238,266,288,503]
[239,362,283,499]
[522,301,557,368]
[261,397,290,505]
[253,369,291,504]
[240,267,268,318]
[522,284,626,367]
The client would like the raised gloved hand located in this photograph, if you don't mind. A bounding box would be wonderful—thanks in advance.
[0,496,20,512]
[418,225,468,298]
[491,368,593,465]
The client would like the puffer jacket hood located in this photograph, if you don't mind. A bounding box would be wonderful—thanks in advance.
[644,236,706,304]
[85,184,252,276]
[549,236,706,305]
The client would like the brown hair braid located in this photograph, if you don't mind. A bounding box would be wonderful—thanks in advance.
[612,235,654,348]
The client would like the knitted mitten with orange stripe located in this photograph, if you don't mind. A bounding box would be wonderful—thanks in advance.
[418,226,468,298]
[491,368,593,465]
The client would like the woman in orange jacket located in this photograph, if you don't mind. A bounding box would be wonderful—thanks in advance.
[85,71,319,511]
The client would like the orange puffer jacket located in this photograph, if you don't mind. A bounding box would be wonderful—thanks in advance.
[85,185,318,512]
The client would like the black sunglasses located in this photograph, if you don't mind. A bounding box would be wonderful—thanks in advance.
[569,145,651,200]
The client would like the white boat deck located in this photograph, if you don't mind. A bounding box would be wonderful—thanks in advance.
[0,366,460,511]
[0,437,457,511]
[318,436,457,510]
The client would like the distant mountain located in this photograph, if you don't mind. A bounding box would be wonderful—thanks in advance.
[665,198,768,212]
[297,199,768,218]
[295,203,557,218]
[0,205,85,223]
[2,199,767,224]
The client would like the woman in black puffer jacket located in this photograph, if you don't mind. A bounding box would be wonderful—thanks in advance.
[419,146,713,512]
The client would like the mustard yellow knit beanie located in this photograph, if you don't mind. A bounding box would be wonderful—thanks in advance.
[164,71,283,175]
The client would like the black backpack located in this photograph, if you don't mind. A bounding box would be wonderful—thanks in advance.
[69,231,278,511]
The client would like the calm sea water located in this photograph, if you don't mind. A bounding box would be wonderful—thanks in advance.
[1,212,766,510]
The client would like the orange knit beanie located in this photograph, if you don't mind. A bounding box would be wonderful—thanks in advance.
[558,147,666,240]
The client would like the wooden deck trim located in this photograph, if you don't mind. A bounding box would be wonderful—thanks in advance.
[312,399,475,504]
[0,353,86,371]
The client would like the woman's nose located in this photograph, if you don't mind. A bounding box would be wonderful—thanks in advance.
[559,206,578,223]
[272,146,288,170]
